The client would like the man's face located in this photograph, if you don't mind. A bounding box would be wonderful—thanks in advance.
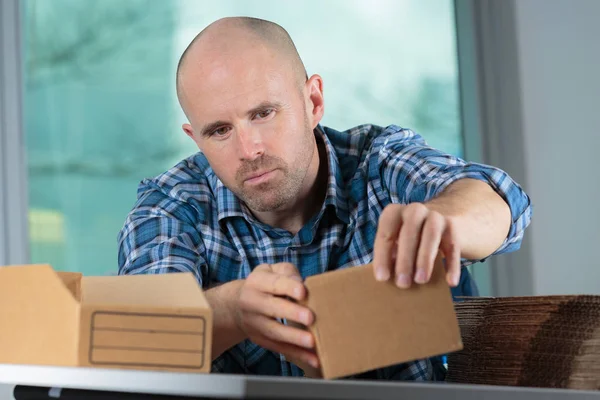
[180,45,318,212]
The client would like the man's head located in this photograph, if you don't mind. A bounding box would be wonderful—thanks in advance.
[176,17,325,213]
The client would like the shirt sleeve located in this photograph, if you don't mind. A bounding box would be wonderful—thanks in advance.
[117,186,208,286]
[375,125,533,264]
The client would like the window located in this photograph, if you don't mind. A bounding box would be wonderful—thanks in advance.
[23,0,462,276]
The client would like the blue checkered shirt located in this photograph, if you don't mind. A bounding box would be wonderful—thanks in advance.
[118,124,532,380]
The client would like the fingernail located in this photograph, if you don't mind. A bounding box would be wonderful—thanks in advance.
[375,267,389,281]
[300,310,310,325]
[396,273,412,288]
[304,335,313,348]
[294,286,303,298]
[290,275,303,282]
[309,358,319,368]
[447,273,459,287]
[453,274,460,286]
[415,269,427,284]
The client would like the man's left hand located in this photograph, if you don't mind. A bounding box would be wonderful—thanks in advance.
[372,203,461,288]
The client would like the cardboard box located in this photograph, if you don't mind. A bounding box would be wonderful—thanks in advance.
[0,264,212,373]
[301,256,463,379]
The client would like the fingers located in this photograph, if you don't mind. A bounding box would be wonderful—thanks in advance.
[248,264,306,301]
[270,262,302,281]
[373,204,404,281]
[239,289,314,326]
[440,219,461,287]
[394,203,428,288]
[252,334,319,369]
[245,313,315,349]
[237,263,319,370]
[374,203,462,288]
[414,211,446,284]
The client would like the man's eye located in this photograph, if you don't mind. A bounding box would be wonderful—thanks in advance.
[212,127,231,136]
[255,109,273,119]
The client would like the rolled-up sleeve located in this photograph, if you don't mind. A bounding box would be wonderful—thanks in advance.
[117,185,207,285]
[377,125,533,261]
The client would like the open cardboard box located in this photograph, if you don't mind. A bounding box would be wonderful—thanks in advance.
[0,264,212,373]
[301,255,463,379]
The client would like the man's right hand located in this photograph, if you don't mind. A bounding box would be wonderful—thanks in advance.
[233,262,319,369]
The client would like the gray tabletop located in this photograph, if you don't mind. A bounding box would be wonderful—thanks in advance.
[0,364,599,399]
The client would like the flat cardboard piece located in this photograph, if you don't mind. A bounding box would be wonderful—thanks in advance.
[0,264,212,373]
[302,257,463,379]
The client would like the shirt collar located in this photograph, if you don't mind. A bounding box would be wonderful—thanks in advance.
[318,125,350,224]
[215,179,247,222]
[215,125,350,225]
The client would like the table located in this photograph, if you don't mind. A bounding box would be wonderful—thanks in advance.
[0,364,598,399]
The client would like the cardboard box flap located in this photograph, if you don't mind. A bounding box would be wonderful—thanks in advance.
[57,271,83,302]
[0,264,80,365]
[82,272,209,309]
[0,264,80,304]
[303,257,463,379]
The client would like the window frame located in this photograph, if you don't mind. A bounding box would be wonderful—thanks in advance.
[454,0,533,296]
[0,0,30,266]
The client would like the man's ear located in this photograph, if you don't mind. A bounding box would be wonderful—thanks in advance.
[182,123,194,139]
[305,74,324,129]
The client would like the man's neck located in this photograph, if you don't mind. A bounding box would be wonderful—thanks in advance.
[250,137,328,235]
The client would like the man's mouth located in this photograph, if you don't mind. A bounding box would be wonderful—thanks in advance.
[244,169,276,185]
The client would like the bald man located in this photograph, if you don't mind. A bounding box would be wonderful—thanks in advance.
[118,17,532,380]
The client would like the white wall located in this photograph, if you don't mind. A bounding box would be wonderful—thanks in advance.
[514,0,600,294]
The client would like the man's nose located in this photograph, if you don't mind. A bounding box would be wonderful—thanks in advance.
[236,125,265,160]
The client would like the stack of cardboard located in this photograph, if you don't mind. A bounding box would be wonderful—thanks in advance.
[447,296,600,390]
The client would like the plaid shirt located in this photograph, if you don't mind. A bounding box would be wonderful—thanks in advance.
[118,124,532,380]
